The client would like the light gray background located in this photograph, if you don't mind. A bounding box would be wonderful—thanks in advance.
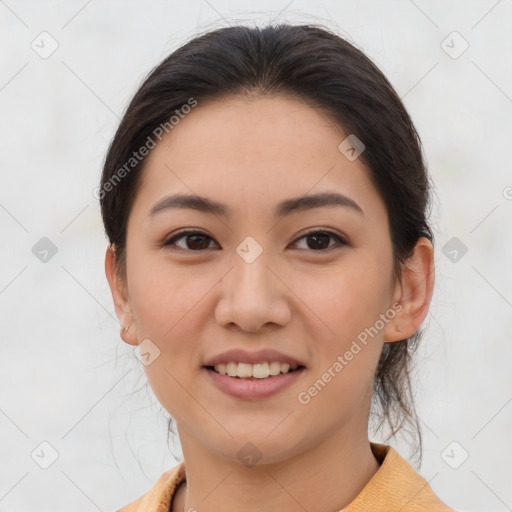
[1,1,511,511]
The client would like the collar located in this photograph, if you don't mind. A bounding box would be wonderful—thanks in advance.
[117,442,455,511]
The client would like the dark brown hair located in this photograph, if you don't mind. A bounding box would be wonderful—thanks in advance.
[100,23,433,464]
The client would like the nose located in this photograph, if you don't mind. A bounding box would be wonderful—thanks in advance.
[214,248,292,333]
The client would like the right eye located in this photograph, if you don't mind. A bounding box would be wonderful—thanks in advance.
[161,230,219,251]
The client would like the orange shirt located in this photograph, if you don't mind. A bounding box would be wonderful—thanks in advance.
[116,442,456,511]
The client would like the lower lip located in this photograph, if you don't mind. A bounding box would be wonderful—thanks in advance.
[203,367,306,400]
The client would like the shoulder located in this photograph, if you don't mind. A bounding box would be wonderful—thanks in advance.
[115,461,186,512]
[343,443,457,511]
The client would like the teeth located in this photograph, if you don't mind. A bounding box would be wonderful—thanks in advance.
[213,361,299,379]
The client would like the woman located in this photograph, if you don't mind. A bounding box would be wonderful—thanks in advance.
[101,23,456,512]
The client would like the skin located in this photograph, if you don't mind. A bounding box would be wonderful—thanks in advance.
[105,94,434,512]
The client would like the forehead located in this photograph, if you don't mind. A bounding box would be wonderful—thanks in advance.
[153,93,345,167]
[131,94,386,224]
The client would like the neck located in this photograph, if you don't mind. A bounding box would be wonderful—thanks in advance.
[173,426,381,512]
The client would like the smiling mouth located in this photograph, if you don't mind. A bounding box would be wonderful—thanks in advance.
[204,364,306,379]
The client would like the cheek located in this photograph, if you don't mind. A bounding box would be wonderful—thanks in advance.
[130,266,207,419]
[128,253,209,336]
[298,269,386,416]
[305,260,390,343]
[298,256,392,402]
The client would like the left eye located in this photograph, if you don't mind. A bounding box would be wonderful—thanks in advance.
[292,230,347,251]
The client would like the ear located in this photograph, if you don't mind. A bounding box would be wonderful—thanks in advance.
[383,237,435,342]
[105,245,139,346]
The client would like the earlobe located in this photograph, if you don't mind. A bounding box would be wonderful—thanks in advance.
[383,237,435,343]
[104,245,139,346]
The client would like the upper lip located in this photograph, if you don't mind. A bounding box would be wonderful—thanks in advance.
[203,348,306,368]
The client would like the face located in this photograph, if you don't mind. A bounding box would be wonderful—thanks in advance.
[108,94,406,465]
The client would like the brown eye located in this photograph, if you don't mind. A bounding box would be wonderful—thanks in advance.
[162,229,347,253]
[163,231,218,251]
[293,230,347,251]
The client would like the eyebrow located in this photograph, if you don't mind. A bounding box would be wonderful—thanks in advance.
[149,191,364,218]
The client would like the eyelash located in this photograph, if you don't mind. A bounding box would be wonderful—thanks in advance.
[161,229,349,252]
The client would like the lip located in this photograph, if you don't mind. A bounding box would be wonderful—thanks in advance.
[202,348,306,367]
[203,366,307,400]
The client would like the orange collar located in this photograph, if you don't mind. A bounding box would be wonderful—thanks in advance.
[117,442,455,511]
